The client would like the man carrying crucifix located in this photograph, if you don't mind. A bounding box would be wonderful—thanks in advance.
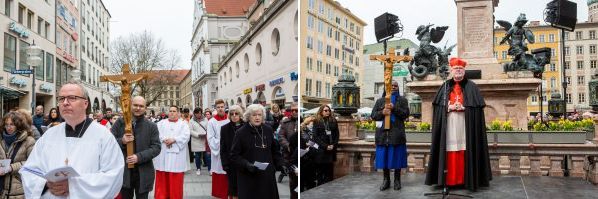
[425,57,492,191]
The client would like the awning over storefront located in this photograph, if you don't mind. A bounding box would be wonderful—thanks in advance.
[1,85,26,115]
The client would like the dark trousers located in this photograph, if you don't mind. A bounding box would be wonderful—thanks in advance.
[290,172,298,199]
[120,169,149,199]
[301,164,316,191]
[317,163,334,185]
[193,151,211,171]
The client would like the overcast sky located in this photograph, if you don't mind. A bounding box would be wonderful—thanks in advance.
[335,0,589,46]
[103,0,194,69]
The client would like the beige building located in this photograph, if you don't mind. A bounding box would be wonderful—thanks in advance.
[180,69,193,109]
[216,0,298,109]
[0,0,56,114]
[300,0,366,109]
[147,69,190,115]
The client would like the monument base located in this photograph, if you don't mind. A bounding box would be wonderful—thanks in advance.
[337,116,359,141]
[407,77,540,130]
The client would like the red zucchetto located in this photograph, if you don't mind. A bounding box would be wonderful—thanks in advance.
[449,57,467,68]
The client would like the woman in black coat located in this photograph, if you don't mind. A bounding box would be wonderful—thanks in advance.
[311,104,339,185]
[220,105,245,198]
[231,104,284,199]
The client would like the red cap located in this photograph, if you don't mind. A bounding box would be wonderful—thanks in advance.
[449,57,467,68]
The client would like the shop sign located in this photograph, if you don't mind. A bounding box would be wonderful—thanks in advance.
[243,88,252,94]
[40,83,53,92]
[10,76,27,87]
[62,51,76,63]
[269,77,284,87]
[255,84,265,92]
[290,72,298,81]
[275,88,285,98]
[9,22,29,38]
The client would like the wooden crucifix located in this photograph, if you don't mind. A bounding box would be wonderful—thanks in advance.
[369,48,412,130]
[101,64,151,168]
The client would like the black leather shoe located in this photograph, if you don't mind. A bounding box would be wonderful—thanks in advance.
[393,170,402,190]
[380,170,390,191]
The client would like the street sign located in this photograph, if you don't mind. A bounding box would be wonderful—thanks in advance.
[11,69,33,75]
[393,69,409,77]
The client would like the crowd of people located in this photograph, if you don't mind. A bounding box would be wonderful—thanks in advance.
[0,79,298,199]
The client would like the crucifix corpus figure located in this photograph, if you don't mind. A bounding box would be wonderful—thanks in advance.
[369,48,412,130]
[101,64,151,168]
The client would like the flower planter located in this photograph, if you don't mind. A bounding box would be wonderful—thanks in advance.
[531,131,587,144]
[492,131,530,144]
[406,131,431,143]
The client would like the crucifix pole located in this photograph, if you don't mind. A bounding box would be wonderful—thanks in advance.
[101,64,151,168]
[370,47,413,130]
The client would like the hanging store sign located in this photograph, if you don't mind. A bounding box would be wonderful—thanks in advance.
[40,83,53,92]
[10,77,27,87]
[255,84,265,92]
[9,22,30,38]
[243,88,252,94]
[62,51,76,63]
[290,72,298,81]
[269,77,284,87]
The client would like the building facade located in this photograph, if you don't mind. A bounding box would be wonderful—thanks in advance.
[0,0,56,114]
[78,0,113,113]
[147,69,189,115]
[362,39,417,108]
[191,0,253,110]
[300,0,366,109]
[216,0,298,109]
[180,69,193,109]
[494,22,561,115]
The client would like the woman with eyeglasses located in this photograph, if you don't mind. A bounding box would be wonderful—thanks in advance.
[311,104,339,185]
[219,105,244,199]
[231,104,283,199]
[0,111,36,199]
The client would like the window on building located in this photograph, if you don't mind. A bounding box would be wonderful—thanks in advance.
[37,17,42,34]
[317,40,323,53]
[317,20,323,33]
[501,51,507,59]
[550,77,556,88]
[591,30,597,39]
[592,60,597,69]
[315,81,321,97]
[591,45,597,54]
[576,46,583,54]
[579,93,586,103]
[494,52,498,58]
[578,76,585,85]
[577,61,584,69]
[539,34,545,43]
[45,52,53,82]
[531,95,538,103]
[27,10,32,29]
[334,48,339,59]
[551,48,556,57]
[319,3,324,14]
[566,76,571,85]
[565,61,570,69]
[306,57,312,71]
[566,93,572,103]
[565,32,570,40]
[19,40,29,70]
[325,83,331,98]
[307,15,314,29]
[334,66,339,76]
[374,82,384,94]
[316,60,322,72]
[5,0,12,17]
[325,63,331,75]
[564,46,570,56]
[550,63,556,71]
[3,33,16,72]
[549,34,555,42]
[576,31,582,40]
[326,45,331,56]
[327,27,333,38]
[335,31,339,41]
[17,4,24,24]
[306,36,313,49]
[81,61,87,81]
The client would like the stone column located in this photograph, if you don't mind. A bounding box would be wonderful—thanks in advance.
[489,154,501,176]
[589,157,598,184]
[499,156,510,175]
[569,155,586,178]
[334,152,351,179]
[337,116,358,141]
[520,156,530,176]
[529,156,543,176]
[509,155,521,175]
[361,152,374,172]
[549,155,564,177]
[593,117,598,142]
[412,153,426,174]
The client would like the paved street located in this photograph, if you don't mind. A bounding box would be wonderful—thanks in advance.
[148,163,291,198]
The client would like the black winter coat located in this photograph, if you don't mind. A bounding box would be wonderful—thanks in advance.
[371,94,410,145]
[311,118,339,163]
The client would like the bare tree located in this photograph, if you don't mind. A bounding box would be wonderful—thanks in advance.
[110,31,181,106]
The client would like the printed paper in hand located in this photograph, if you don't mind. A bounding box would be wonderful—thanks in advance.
[300,148,309,157]
[0,159,11,171]
[22,166,80,182]
[253,161,269,171]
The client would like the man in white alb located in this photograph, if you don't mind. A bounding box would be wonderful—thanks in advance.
[207,99,230,198]
[19,80,124,198]
[153,105,190,198]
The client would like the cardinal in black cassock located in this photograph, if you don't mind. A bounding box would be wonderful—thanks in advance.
[424,57,492,192]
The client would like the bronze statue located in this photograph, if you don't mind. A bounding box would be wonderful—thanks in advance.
[497,13,550,75]
[409,24,454,80]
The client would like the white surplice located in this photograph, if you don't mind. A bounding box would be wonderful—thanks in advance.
[153,119,191,173]
[207,117,229,174]
[19,121,124,199]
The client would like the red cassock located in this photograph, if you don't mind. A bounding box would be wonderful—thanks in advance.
[155,171,185,199]
[446,82,464,186]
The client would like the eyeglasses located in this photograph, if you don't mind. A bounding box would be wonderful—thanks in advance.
[231,112,240,116]
[57,95,87,103]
